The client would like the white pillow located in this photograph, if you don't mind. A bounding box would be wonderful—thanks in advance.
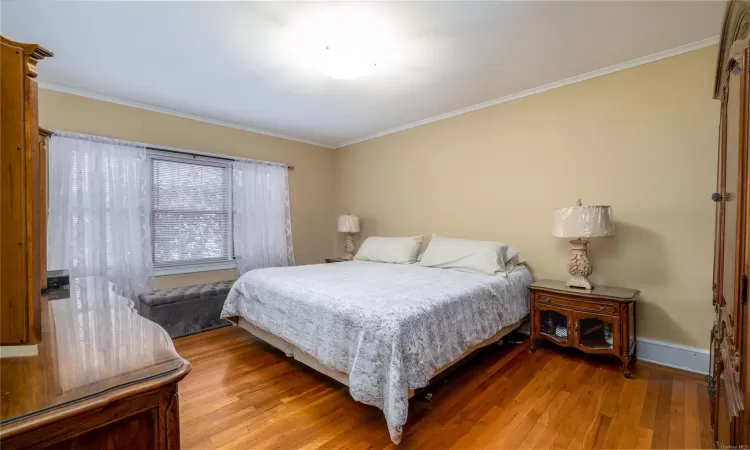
[418,234,521,275]
[505,253,526,273]
[354,235,424,264]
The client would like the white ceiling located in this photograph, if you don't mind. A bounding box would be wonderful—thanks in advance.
[1,1,724,148]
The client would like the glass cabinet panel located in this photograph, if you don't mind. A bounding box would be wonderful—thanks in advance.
[578,317,614,350]
[574,312,619,354]
[539,309,570,344]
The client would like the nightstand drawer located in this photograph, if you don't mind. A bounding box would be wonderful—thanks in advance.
[535,293,617,315]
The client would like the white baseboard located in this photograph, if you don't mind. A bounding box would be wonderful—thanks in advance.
[636,338,709,375]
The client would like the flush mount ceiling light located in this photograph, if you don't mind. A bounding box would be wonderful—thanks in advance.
[287,7,394,81]
[323,45,376,80]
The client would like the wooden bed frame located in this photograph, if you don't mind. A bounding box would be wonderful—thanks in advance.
[233,316,526,398]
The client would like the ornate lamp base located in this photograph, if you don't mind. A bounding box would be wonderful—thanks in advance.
[566,239,593,290]
[343,233,355,260]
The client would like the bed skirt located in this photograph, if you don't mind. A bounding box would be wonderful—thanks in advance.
[234,316,526,397]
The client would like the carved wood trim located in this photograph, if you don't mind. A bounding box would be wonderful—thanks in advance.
[0,36,52,79]
[715,304,745,426]
[164,390,180,450]
[715,1,750,99]
[721,337,745,417]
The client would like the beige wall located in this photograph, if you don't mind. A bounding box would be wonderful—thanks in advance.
[39,89,337,289]
[41,46,720,349]
[337,46,720,349]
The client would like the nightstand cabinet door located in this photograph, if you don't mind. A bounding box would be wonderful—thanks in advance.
[573,311,620,356]
[535,305,573,347]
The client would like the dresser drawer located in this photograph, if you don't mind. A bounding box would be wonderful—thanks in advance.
[535,293,617,315]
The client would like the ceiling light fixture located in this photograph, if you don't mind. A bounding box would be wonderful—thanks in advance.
[323,45,376,80]
[287,7,394,81]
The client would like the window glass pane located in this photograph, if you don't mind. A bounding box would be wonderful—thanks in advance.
[152,212,228,263]
[152,159,228,211]
[150,158,230,264]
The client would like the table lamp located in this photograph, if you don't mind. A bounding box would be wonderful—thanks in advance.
[552,199,615,290]
[338,214,360,260]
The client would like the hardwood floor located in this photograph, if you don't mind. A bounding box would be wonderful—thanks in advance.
[175,326,713,449]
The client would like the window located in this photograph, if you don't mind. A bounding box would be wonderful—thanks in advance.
[149,153,234,271]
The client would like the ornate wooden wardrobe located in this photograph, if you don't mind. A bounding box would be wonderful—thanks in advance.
[710,0,750,445]
[0,36,52,346]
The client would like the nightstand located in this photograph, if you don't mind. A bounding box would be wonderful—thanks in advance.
[325,257,345,263]
[528,280,639,377]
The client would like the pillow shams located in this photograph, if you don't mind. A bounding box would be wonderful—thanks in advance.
[353,235,424,264]
[418,234,520,275]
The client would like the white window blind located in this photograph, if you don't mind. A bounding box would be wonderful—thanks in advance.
[150,156,232,266]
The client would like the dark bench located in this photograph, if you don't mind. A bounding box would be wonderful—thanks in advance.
[137,281,234,338]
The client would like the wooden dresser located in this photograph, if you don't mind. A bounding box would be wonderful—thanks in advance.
[0,35,191,448]
[709,1,750,445]
[0,278,191,448]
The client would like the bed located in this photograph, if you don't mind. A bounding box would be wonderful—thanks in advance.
[220,260,532,443]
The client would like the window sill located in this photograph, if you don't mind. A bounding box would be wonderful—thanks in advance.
[154,260,237,276]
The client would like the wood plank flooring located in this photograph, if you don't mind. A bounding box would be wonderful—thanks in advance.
[175,326,713,449]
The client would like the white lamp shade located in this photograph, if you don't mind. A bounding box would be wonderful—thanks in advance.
[553,205,615,238]
[338,214,360,233]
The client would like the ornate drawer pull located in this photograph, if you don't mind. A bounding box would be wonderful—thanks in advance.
[540,297,550,303]
[712,192,723,202]
[598,306,605,311]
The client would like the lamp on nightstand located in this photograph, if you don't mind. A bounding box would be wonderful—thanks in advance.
[552,199,615,290]
[338,214,360,260]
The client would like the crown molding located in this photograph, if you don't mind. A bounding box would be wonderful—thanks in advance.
[335,36,720,148]
[39,36,719,150]
[38,82,334,149]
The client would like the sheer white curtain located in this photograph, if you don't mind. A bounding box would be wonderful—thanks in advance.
[233,161,294,275]
[47,133,153,299]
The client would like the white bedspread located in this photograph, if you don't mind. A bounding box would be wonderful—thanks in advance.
[220,260,532,443]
